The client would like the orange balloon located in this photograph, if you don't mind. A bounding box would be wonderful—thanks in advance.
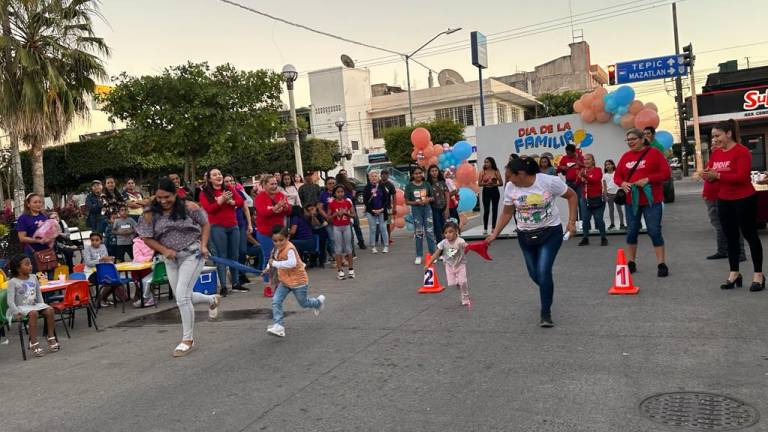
[395,189,405,206]
[620,113,635,129]
[411,127,431,150]
[581,93,594,107]
[628,100,644,114]
[573,100,584,113]
[395,205,407,216]
[580,109,596,123]
[394,217,406,229]
[596,111,612,123]
[427,156,438,167]
[468,183,481,194]
[591,98,605,112]
[411,149,419,161]
[634,108,660,129]
[455,162,477,187]
[644,102,658,112]
[593,87,608,98]
[432,144,444,156]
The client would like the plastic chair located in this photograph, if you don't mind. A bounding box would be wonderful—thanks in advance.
[150,260,171,305]
[0,289,66,361]
[69,272,87,280]
[50,281,98,331]
[95,263,132,313]
[73,263,85,273]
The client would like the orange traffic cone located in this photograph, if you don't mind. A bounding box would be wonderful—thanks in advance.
[418,253,445,294]
[608,248,639,295]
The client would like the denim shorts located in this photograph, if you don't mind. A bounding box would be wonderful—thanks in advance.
[625,202,664,246]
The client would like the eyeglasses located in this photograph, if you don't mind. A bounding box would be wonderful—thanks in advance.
[625,136,641,142]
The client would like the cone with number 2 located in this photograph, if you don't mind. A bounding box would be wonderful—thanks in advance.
[609,248,639,295]
[418,253,444,294]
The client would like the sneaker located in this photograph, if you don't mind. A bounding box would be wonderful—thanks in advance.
[628,261,637,274]
[348,269,355,279]
[657,263,669,278]
[707,252,728,260]
[266,323,285,337]
[371,247,378,254]
[358,243,367,250]
[619,224,627,230]
[482,230,488,236]
[608,224,615,230]
[461,294,471,306]
[600,238,608,246]
[414,257,422,265]
[132,299,143,308]
[263,286,273,298]
[220,287,228,297]
[239,274,251,284]
[231,285,250,293]
[578,238,589,246]
[314,294,326,316]
[337,271,346,280]
[382,246,389,253]
[144,297,156,307]
[208,294,222,320]
[540,315,554,328]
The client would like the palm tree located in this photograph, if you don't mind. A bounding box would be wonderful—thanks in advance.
[0,0,109,197]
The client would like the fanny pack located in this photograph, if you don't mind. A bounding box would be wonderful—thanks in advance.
[517,225,559,247]
[586,196,605,209]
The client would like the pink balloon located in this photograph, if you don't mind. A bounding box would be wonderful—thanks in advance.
[593,87,608,98]
[580,109,596,123]
[573,100,584,113]
[644,102,658,113]
[395,205,407,216]
[628,100,644,114]
[596,111,612,123]
[455,162,477,187]
[581,93,594,108]
[634,109,660,130]
[620,113,635,129]
[591,98,605,112]
[395,189,405,206]
[411,127,431,150]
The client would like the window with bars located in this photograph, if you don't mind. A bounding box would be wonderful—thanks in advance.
[435,105,474,126]
[372,115,406,139]
[497,103,509,124]
[510,106,521,122]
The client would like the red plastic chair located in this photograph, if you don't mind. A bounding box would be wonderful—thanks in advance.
[50,281,99,331]
[73,263,85,273]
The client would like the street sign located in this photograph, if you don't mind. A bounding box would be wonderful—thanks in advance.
[615,54,688,84]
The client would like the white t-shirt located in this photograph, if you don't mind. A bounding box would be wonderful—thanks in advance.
[602,171,618,195]
[503,173,567,231]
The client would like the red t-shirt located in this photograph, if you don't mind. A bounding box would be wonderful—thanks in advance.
[199,185,244,227]
[328,198,353,226]
[254,191,292,236]
[581,167,604,198]
[613,146,671,206]
[557,153,584,183]
[176,187,187,199]
[708,144,755,200]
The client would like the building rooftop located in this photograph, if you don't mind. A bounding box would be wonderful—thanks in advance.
[703,65,768,92]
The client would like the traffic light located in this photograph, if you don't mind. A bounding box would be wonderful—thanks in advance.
[680,103,688,121]
[682,44,694,67]
[608,64,616,85]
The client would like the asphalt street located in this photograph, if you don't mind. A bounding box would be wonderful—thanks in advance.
[2,178,768,432]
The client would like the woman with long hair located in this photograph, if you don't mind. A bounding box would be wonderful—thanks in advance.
[702,119,764,291]
[486,157,578,327]
[614,128,672,277]
[101,176,125,222]
[279,172,302,207]
[405,166,436,265]
[362,170,390,253]
[577,154,607,246]
[198,168,245,296]
[16,193,51,272]
[478,157,503,235]
[254,175,292,297]
[539,155,556,175]
[426,165,450,243]
[138,178,221,357]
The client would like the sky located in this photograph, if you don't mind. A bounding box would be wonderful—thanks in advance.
[69,0,768,141]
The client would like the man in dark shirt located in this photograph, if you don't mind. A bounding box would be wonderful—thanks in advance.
[380,169,397,245]
[298,171,322,208]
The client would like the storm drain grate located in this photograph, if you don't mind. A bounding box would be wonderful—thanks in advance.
[640,392,759,431]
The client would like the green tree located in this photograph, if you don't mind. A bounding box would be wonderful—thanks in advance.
[536,91,584,118]
[383,118,465,165]
[101,62,284,183]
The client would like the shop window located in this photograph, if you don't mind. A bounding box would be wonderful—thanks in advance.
[743,134,766,171]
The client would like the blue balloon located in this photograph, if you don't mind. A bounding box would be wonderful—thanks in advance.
[452,141,473,162]
[613,113,622,125]
[406,222,415,232]
[603,93,614,104]
[616,105,628,115]
[438,153,446,163]
[457,187,477,213]
[614,85,636,106]
[580,134,594,148]
[656,130,674,150]
[605,98,618,113]
[405,214,414,224]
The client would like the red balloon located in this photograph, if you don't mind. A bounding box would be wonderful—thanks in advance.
[411,127,431,150]
[634,108,660,130]
[455,162,477,187]
[596,111,612,123]
[580,109,596,123]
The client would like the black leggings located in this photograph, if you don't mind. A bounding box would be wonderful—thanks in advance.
[718,195,763,273]
[482,187,500,230]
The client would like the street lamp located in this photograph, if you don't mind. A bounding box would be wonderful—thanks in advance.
[282,64,303,176]
[405,27,461,125]
[334,118,345,167]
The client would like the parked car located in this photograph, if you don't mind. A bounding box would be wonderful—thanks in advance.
[348,178,367,205]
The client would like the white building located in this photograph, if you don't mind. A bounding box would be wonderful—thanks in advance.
[308,66,540,180]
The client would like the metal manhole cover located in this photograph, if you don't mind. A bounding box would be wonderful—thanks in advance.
[640,392,759,431]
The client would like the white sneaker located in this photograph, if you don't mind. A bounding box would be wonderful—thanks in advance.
[208,294,221,320]
[266,323,285,337]
[348,269,355,279]
[314,294,326,316]
[337,270,346,280]
[483,230,488,236]
[371,247,378,254]
[382,246,389,253]
[414,257,422,265]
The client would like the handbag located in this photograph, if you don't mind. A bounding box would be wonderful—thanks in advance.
[33,248,59,272]
[614,147,651,206]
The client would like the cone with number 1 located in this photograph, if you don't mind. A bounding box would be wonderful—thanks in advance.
[609,248,639,295]
[418,253,444,294]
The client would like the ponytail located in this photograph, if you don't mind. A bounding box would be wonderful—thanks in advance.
[507,157,539,176]
[713,119,740,144]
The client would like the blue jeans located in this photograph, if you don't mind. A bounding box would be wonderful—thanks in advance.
[271,283,321,326]
[209,225,240,290]
[256,232,274,284]
[292,238,316,255]
[625,202,664,246]
[431,206,447,243]
[238,222,248,263]
[366,212,388,247]
[411,205,436,258]
[517,225,563,316]
[581,201,607,239]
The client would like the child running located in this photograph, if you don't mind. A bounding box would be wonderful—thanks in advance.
[4,254,60,357]
[328,185,355,280]
[264,225,326,338]
[425,221,471,307]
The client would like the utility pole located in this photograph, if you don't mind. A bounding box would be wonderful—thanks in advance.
[672,3,689,176]
[684,44,703,174]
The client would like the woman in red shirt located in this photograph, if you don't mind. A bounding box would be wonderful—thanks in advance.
[254,175,292,297]
[578,154,607,247]
[199,168,245,296]
[614,128,672,277]
[701,119,763,291]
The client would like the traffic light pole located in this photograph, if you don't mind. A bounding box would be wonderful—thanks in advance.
[672,3,689,176]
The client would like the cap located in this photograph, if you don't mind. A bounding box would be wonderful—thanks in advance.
[91,180,102,185]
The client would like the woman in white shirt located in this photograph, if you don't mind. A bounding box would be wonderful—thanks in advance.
[602,159,625,230]
[278,173,302,207]
[486,157,578,328]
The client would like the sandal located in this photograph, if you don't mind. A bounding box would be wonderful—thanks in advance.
[28,341,45,357]
[172,341,195,358]
[47,337,60,352]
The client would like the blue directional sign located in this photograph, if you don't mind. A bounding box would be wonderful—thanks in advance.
[615,54,688,84]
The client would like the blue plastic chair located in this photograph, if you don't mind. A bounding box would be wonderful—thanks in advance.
[95,263,131,313]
